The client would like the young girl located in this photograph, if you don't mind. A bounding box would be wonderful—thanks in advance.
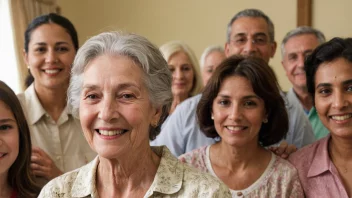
[0,81,39,197]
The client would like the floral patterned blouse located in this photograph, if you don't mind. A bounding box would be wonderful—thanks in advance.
[38,146,231,198]
[179,145,304,198]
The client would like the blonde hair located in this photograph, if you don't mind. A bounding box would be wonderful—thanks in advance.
[159,41,203,97]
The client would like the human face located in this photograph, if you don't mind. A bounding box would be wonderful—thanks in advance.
[168,51,195,98]
[282,34,320,91]
[80,55,161,159]
[202,51,226,86]
[0,101,19,178]
[225,17,276,63]
[24,23,76,90]
[212,76,267,147]
[314,58,352,139]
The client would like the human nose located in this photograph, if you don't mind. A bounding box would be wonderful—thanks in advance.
[332,91,348,110]
[98,97,119,122]
[297,54,305,68]
[243,40,257,55]
[45,49,58,63]
[228,103,242,121]
[173,68,184,79]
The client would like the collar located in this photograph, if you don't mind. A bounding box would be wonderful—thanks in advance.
[307,135,331,177]
[71,146,183,197]
[24,84,71,125]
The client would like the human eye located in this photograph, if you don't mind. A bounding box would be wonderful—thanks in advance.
[182,65,191,71]
[206,68,213,73]
[35,47,46,53]
[168,66,175,72]
[243,100,257,107]
[217,99,230,106]
[254,36,267,45]
[0,124,13,131]
[235,37,246,45]
[288,54,297,61]
[317,88,331,95]
[118,92,137,101]
[56,46,69,53]
[83,91,100,101]
[346,85,352,92]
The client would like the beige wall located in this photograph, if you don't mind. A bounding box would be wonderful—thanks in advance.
[58,0,298,90]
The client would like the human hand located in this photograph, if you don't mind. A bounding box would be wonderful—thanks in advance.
[31,147,63,180]
[269,141,297,159]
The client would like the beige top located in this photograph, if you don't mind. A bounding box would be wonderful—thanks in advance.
[17,84,96,186]
[38,146,231,198]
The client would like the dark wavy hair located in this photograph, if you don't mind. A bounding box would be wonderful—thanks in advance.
[305,37,352,104]
[197,55,288,146]
[24,13,78,88]
[0,81,40,197]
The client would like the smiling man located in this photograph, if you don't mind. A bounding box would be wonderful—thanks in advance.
[281,26,329,139]
[152,9,316,156]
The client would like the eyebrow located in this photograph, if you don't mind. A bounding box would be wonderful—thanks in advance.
[234,32,267,38]
[217,94,260,99]
[0,118,16,123]
[82,83,141,90]
[34,42,70,46]
[316,79,352,89]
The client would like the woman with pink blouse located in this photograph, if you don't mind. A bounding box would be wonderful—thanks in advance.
[179,55,303,197]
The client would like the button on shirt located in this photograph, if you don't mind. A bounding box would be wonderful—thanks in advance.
[17,84,96,186]
[289,135,350,198]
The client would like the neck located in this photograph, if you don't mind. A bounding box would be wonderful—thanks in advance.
[211,139,270,171]
[96,144,160,197]
[0,172,12,198]
[34,83,68,121]
[293,87,313,111]
[330,135,352,160]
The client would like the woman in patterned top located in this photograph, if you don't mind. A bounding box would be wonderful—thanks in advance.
[179,55,304,197]
[0,81,40,197]
[38,32,231,197]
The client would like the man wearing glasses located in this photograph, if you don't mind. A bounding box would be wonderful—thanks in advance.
[151,9,315,157]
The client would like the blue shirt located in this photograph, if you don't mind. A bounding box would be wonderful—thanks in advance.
[151,92,315,157]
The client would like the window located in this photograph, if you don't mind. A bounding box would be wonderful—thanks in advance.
[0,0,20,93]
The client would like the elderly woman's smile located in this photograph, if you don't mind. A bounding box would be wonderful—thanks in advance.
[79,54,159,157]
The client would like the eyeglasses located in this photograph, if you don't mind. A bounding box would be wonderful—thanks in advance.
[229,36,269,47]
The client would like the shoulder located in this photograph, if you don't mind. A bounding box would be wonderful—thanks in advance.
[178,146,208,172]
[180,162,231,197]
[38,169,80,197]
[288,137,324,168]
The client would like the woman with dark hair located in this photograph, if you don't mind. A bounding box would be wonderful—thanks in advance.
[18,13,95,187]
[289,37,352,197]
[179,55,303,197]
[0,81,40,197]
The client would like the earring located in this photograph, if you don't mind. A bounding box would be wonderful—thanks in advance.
[263,118,268,123]
[27,65,30,69]
[211,115,214,120]
[151,120,158,127]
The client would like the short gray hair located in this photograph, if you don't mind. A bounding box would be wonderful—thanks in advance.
[281,26,326,58]
[199,45,224,69]
[68,32,172,140]
[227,9,275,43]
[159,40,203,97]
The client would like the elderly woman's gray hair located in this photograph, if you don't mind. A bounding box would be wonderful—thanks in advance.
[68,32,172,140]
[199,45,224,69]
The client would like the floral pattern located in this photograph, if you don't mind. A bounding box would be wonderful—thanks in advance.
[39,146,231,198]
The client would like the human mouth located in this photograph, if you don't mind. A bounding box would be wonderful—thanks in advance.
[95,129,128,136]
[330,114,352,121]
[43,69,61,74]
[226,126,247,132]
[0,153,7,158]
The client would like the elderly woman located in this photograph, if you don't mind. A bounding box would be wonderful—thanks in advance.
[179,56,303,197]
[38,32,231,197]
[159,41,203,114]
[289,37,352,197]
[199,45,226,86]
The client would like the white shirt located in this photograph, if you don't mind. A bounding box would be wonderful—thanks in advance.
[17,84,96,186]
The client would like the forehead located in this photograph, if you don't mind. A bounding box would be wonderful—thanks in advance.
[230,17,270,37]
[284,34,320,53]
[219,75,255,95]
[0,100,15,119]
[315,57,352,85]
[29,23,73,44]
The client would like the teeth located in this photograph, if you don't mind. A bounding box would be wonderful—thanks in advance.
[226,126,244,131]
[44,69,60,74]
[331,114,352,121]
[99,130,125,136]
